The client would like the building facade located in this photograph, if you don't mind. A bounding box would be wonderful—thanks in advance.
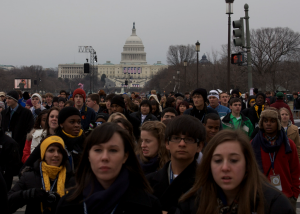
[58,23,168,88]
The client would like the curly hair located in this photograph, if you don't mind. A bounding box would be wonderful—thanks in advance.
[136,121,170,170]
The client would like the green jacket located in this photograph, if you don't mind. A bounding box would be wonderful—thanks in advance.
[221,112,254,137]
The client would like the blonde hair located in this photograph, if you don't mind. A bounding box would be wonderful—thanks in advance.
[279,107,290,117]
[107,112,127,122]
[160,96,167,109]
[136,121,169,170]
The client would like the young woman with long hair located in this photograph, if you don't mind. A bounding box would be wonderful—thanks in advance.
[178,130,294,214]
[279,107,300,162]
[160,95,167,109]
[56,123,161,214]
[136,121,169,175]
[176,101,189,116]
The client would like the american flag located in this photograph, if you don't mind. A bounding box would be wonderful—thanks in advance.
[123,67,126,74]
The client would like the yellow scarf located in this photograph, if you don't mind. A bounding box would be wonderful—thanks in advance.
[41,161,66,197]
[62,129,83,138]
[254,104,264,119]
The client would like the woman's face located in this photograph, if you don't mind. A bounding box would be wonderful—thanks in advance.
[61,115,81,136]
[211,141,246,196]
[140,130,159,158]
[44,145,63,167]
[280,110,290,123]
[49,110,59,130]
[31,96,39,107]
[179,104,187,113]
[89,133,128,189]
[40,113,48,129]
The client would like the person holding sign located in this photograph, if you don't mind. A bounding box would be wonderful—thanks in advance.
[251,109,300,211]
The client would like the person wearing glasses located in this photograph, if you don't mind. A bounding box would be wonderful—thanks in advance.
[146,115,205,214]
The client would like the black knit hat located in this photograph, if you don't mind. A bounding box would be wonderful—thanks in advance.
[58,97,67,103]
[96,113,109,122]
[23,92,30,100]
[58,106,81,125]
[111,95,125,109]
[256,92,266,101]
[192,88,208,102]
[6,91,19,102]
[140,100,152,113]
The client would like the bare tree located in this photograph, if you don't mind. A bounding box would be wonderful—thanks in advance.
[166,44,197,66]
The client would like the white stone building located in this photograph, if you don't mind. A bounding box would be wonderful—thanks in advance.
[58,23,168,88]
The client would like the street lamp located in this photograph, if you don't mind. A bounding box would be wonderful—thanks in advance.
[177,71,180,92]
[195,41,200,88]
[226,0,234,92]
[184,60,187,90]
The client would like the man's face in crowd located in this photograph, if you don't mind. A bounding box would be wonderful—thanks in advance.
[86,98,96,108]
[192,94,204,108]
[185,94,190,99]
[60,92,66,98]
[293,94,298,99]
[220,93,229,104]
[266,93,271,98]
[6,97,17,108]
[263,117,278,135]
[204,119,220,142]
[161,112,176,122]
[111,104,124,113]
[230,102,242,115]
[74,94,84,107]
[256,95,264,106]
[46,96,52,104]
[141,104,150,115]
[209,96,219,108]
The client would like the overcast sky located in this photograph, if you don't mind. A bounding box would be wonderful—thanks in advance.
[1,0,299,68]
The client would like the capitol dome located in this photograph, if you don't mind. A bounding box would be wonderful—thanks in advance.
[120,22,147,65]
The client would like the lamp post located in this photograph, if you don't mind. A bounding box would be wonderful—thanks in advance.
[177,71,180,92]
[226,0,234,92]
[195,41,200,88]
[184,60,187,90]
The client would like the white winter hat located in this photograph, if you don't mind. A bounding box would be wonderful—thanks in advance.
[31,93,42,103]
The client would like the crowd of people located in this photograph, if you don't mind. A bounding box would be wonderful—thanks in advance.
[0,87,299,214]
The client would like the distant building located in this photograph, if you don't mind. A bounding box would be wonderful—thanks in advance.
[0,65,15,70]
[58,23,168,88]
[199,54,211,65]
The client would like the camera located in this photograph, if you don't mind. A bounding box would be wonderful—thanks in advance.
[47,191,57,204]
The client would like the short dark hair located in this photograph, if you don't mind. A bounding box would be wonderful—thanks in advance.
[166,97,175,108]
[64,100,74,107]
[293,92,298,96]
[140,100,152,113]
[131,92,135,95]
[229,98,242,106]
[60,90,67,95]
[161,107,178,118]
[203,113,220,124]
[253,88,258,94]
[105,93,115,101]
[185,92,190,95]
[165,115,206,146]
[88,94,100,104]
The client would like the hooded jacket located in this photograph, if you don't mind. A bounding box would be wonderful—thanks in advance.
[149,95,162,112]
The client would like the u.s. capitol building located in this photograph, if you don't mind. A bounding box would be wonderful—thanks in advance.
[58,23,168,88]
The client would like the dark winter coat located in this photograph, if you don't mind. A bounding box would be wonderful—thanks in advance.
[0,128,20,189]
[1,104,34,159]
[55,185,162,214]
[0,172,8,214]
[8,160,75,214]
[123,109,141,140]
[242,105,260,128]
[183,105,218,123]
[130,112,158,126]
[80,104,96,131]
[173,183,295,214]
[146,160,197,213]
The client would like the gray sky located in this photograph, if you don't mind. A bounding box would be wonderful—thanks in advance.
[1,0,299,68]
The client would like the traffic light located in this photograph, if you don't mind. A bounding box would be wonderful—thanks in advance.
[231,53,244,65]
[232,18,245,47]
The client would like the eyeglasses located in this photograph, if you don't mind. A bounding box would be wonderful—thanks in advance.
[169,135,199,144]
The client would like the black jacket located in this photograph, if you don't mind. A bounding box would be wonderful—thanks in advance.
[0,128,20,188]
[123,109,141,140]
[242,106,259,128]
[0,172,8,214]
[56,185,162,214]
[80,104,96,131]
[130,112,158,125]
[174,183,295,214]
[183,105,218,123]
[146,160,197,212]
[1,104,34,158]
[8,160,75,214]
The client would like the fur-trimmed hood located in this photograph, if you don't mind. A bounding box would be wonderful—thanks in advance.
[259,109,281,130]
